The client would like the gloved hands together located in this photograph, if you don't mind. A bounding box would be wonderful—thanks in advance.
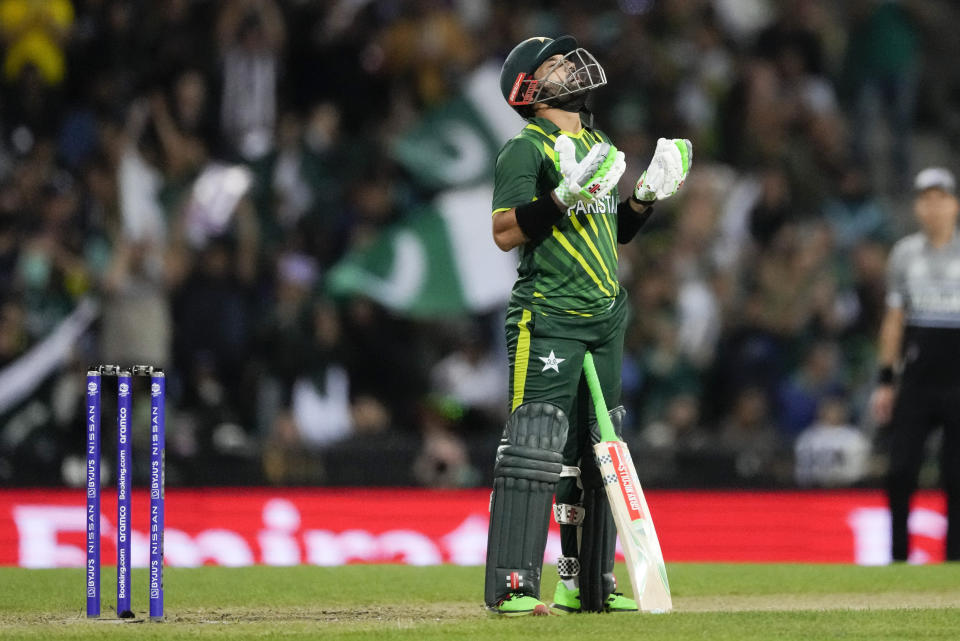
[634,138,693,203]
[553,135,626,208]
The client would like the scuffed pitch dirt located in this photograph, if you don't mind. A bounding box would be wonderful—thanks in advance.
[17,592,960,626]
[171,591,960,621]
[167,603,486,624]
[25,603,487,626]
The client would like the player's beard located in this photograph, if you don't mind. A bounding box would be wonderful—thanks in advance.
[536,49,603,113]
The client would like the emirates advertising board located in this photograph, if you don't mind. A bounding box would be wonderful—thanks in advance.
[0,488,948,568]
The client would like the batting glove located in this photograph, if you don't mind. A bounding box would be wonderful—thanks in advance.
[634,138,693,203]
[554,135,627,208]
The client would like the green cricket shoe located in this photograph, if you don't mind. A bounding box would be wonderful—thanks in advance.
[606,591,638,612]
[550,581,581,614]
[550,581,639,613]
[488,593,551,617]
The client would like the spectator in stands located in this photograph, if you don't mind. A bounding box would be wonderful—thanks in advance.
[98,101,170,368]
[339,297,426,432]
[172,231,257,434]
[285,300,356,450]
[139,0,215,83]
[0,0,73,86]
[847,239,889,341]
[748,167,796,251]
[429,321,505,429]
[18,170,89,336]
[777,340,847,441]
[411,395,480,489]
[217,0,285,161]
[844,0,920,189]
[718,385,786,485]
[822,168,890,252]
[794,395,871,487]
[149,80,209,184]
[636,315,701,429]
[378,1,477,107]
[261,287,390,484]
[637,393,713,485]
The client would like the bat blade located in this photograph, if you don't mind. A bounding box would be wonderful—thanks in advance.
[594,439,672,613]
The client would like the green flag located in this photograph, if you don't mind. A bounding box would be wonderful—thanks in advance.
[329,65,523,316]
[391,96,498,191]
[390,63,525,190]
[326,186,516,317]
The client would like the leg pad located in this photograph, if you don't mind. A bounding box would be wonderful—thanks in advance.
[484,403,568,607]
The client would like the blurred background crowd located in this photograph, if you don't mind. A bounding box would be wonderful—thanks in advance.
[1,0,958,491]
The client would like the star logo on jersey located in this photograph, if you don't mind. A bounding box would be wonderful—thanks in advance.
[539,350,565,373]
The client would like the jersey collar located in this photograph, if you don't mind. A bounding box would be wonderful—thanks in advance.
[527,116,593,140]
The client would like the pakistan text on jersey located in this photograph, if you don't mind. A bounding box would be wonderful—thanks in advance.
[566,194,618,217]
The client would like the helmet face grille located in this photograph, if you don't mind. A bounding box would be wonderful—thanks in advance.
[531,48,606,105]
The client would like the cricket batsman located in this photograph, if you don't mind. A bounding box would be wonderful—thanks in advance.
[484,35,691,615]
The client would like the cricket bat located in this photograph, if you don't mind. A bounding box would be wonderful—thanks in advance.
[582,352,672,613]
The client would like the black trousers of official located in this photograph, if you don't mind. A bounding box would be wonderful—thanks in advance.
[887,376,960,561]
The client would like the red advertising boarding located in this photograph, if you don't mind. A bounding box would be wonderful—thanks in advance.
[0,488,948,568]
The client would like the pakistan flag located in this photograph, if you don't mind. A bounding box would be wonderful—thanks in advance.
[326,186,517,317]
[326,64,523,317]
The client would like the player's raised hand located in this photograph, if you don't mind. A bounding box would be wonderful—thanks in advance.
[553,135,626,208]
[634,138,692,203]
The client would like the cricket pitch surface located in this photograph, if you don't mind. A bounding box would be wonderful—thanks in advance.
[2,564,958,640]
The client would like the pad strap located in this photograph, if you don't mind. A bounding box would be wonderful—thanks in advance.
[557,556,580,580]
[554,503,585,526]
[560,465,580,478]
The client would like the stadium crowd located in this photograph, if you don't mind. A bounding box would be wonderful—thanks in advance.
[1,0,959,490]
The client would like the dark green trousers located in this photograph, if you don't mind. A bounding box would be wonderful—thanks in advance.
[504,288,628,482]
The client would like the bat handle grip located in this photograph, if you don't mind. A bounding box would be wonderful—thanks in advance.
[582,352,619,443]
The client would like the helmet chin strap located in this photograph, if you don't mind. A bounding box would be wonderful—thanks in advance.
[545,92,593,127]
[546,92,589,113]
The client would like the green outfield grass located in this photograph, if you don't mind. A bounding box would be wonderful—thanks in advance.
[1,563,958,640]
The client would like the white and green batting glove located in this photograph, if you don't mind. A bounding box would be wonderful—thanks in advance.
[634,138,693,203]
[554,135,627,208]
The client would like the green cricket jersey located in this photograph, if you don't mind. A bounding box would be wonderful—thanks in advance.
[492,117,620,318]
